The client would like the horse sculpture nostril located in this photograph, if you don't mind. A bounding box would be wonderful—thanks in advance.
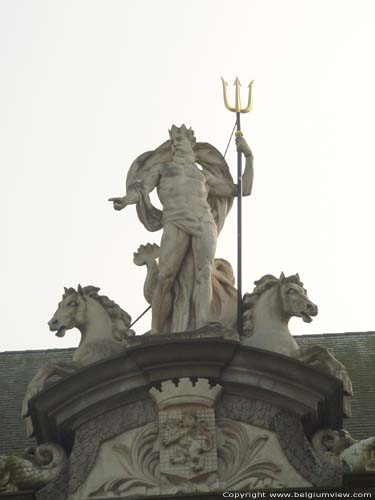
[307,303,318,315]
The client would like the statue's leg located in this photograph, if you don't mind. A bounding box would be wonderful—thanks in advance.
[151,224,190,333]
[192,220,217,329]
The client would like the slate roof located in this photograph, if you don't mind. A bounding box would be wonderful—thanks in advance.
[0,348,73,456]
[0,332,374,456]
[296,331,375,440]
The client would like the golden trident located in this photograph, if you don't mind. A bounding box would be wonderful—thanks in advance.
[221,77,254,117]
[221,76,254,336]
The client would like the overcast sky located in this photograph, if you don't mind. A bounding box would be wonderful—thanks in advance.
[1,0,375,351]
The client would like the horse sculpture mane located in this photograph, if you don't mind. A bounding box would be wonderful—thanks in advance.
[241,272,353,418]
[62,285,132,341]
[23,285,134,436]
[243,273,304,337]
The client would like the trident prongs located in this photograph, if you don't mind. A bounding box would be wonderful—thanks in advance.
[221,77,236,112]
[221,77,254,114]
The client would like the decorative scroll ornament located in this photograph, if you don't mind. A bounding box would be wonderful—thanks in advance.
[0,443,66,493]
[88,423,160,498]
[217,419,284,490]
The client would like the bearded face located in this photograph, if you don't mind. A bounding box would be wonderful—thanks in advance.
[171,133,195,160]
[169,125,196,163]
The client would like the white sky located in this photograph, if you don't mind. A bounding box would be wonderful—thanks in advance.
[1,0,375,351]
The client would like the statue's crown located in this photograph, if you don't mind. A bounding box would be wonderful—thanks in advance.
[168,124,196,145]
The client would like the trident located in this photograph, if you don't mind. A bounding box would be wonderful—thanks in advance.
[221,77,254,336]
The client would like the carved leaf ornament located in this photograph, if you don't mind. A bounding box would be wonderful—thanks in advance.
[88,424,160,497]
[217,419,284,490]
[88,419,286,497]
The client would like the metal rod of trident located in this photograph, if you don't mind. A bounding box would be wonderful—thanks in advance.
[221,77,254,336]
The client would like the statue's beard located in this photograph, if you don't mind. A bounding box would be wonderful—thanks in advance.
[172,148,196,166]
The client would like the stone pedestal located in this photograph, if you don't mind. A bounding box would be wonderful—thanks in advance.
[29,332,345,499]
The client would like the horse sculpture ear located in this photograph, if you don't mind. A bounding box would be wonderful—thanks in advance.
[77,284,86,298]
[64,287,69,294]
[279,272,286,282]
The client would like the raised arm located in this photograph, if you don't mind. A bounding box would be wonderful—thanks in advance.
[109,169,160,211]
[236,136,254,197]
[205,136,254,198]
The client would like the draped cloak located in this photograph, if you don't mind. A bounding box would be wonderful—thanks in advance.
[126,140,237,333]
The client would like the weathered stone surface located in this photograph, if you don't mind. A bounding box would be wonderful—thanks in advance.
[217,419,309,490]
[36,462,69,500]
[22,286,134,436]
[70,423,160,499]
[242,273,316,355]
[28,338,345,447]
[150,378,222,410]
[216,394,342,487]
[3,332,373,460]
[109,125,254,334]
[0,443,66,494]
[68,399,157,495]
[312,428,375,473]
[67,379,322,499]
[69,417,313,499]
[25,335,348,497]
[242,273,352,417]
[152,378,221,494]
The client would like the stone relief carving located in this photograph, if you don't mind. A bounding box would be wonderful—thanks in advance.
[217,394,342,487]
[68,381,224,498]
[242,273,353,416]
[22,285,135,436]
[87,423,160,498]
[312,429,375,473]
[68,399,157,495]
[160,412,214,474]
[151,378,221,493]
[75,421,217,499]
[0,443,66,493]
[109,125,253,334]
[217,419,285,490]
[71,408,315,498]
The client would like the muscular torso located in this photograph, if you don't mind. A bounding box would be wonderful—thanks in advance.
[157,161,213,220]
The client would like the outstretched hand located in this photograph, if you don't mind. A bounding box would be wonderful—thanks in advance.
[108,196,127,211]
[236,136,253,158]
[109,190,140,210]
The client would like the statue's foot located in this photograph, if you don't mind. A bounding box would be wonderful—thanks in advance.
[195,321,225,332]
[207,321,225,328]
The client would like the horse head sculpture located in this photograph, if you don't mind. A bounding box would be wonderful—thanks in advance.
[242,273,318,356]
[277,273,318,324]
[242,273,352,417]
[22,285,134,435]
[48,284,91,339]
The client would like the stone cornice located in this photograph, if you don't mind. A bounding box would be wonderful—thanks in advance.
[27,336,343,448]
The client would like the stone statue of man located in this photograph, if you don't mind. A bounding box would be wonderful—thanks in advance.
[109,125,253,334]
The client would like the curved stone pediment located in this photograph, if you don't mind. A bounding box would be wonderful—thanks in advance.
[30,334,345,499]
